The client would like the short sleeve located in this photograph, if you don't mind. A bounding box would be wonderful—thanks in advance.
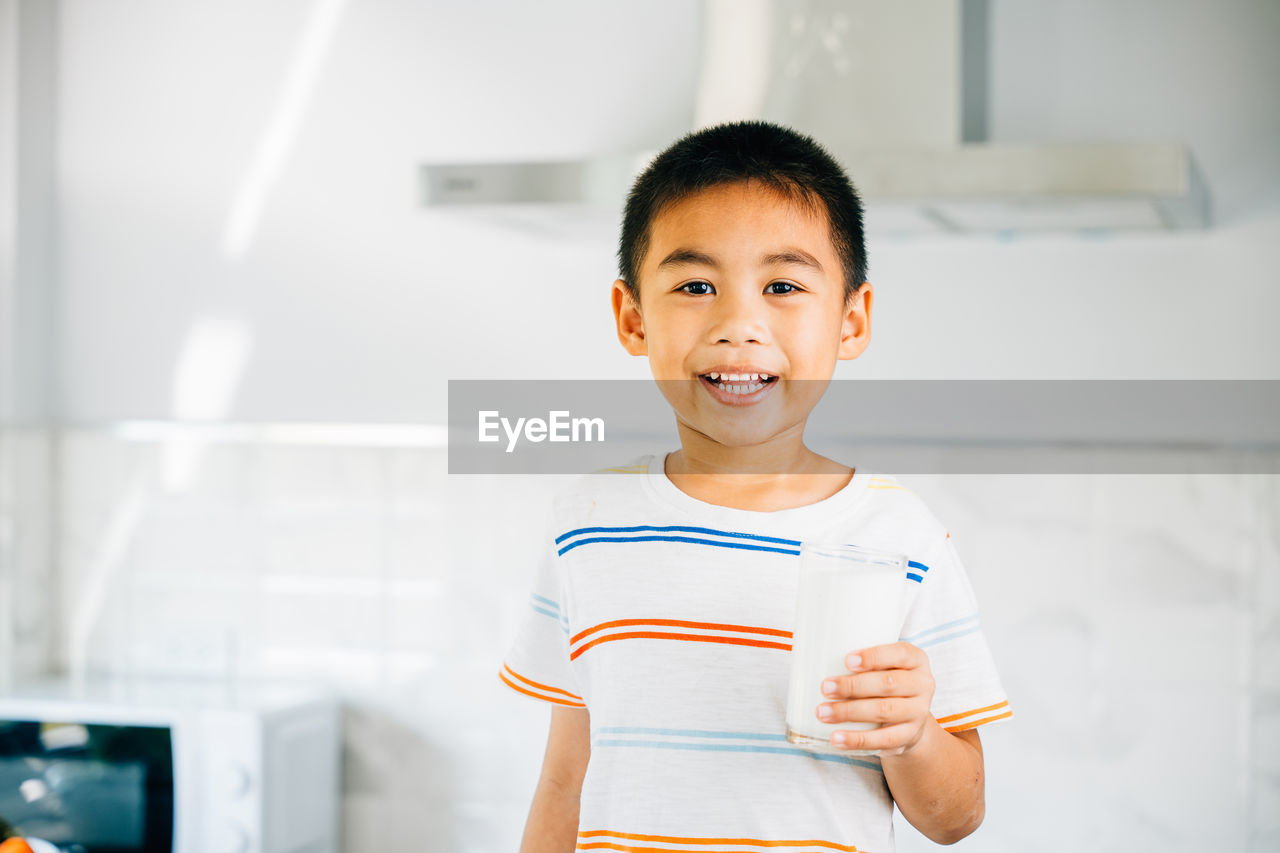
[900,532,1012,733]
[499,529,587,708]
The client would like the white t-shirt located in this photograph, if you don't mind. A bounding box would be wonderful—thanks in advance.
[501,453,1012,853]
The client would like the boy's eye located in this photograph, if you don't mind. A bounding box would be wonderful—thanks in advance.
[767,281,799,294]
[680,281,713,295]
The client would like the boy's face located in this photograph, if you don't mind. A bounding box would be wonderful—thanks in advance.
[611,180,871,450]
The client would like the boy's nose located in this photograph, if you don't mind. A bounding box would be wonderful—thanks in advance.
[707,298,770,345]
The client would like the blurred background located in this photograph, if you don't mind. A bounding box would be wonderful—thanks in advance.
[1,0,1278,850]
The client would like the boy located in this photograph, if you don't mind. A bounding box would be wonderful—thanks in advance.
[499,121,1011,852]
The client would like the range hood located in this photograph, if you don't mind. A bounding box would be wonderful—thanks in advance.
[421,0,1210,234]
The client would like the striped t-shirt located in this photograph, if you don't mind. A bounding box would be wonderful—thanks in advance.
[501,453,1012,853]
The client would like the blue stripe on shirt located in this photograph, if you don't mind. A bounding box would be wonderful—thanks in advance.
[555,524,800,547]
[599,726,787,741]
[529,602,571,636]
[554,525,928,583]
[916,624,983,649]
[559,534,801,557]
[902,612,980,644]
[593,735,883,772]
[530,593,560,611]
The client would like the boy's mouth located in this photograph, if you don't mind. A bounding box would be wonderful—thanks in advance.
[697,370,779,405]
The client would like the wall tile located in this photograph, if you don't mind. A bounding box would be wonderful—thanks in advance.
[252,445,386,507]
[0,428,54,679]
[386,512,450,582]
[901,686,1248,851]
[261,508,386,579]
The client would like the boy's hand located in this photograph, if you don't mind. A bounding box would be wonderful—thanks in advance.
[816,641,935,756]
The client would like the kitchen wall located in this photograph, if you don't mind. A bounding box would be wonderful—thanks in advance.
[6,0,1280,851]
[53,438,1280,850]
[51,0,1280,427]
[54,434,562,847]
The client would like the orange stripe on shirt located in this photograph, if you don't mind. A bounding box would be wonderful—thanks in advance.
[572,618,791,646]
[570,631,792,661]
[944,710,1013,732]
[578,829,861,851]
[936,700,1009,724]
[498,669,586,707]
[579,844,856,853]
[502,662,583,701]
[581,845,853,853]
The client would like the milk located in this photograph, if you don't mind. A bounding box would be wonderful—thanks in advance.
[785,544,907,755]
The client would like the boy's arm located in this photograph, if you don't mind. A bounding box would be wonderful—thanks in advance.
[520,705,591,853]
[880,726,984,844]
[818,642,986,845]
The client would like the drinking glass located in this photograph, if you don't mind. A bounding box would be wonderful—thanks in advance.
[785,542,908,755]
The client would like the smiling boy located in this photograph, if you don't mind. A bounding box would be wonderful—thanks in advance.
[500,121,1011,852]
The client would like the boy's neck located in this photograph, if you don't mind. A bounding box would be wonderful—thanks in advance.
[663,427,856,513]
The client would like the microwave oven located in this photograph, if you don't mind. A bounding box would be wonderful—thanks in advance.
[0,679,340,853]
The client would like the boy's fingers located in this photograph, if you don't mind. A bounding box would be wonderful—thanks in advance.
[820,669,920,699]
[848,641,928,673]
[816,696,919,725]
[829,721,917,753]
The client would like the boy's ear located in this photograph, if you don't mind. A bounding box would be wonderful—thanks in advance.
[612,279,647,356]
[837,282,873,360]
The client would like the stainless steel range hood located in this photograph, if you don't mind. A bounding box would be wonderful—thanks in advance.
[421,0,1210,234]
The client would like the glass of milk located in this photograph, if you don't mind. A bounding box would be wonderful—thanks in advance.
[785,542,908,755]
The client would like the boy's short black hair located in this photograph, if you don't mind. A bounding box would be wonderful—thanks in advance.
[617,120,867,308]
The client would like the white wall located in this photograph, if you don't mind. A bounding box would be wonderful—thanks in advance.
[849,222,1280,380]
[52,0,1280,427]
[990,0,1280,225]
[1,0,59,688]
[55,0,701,424]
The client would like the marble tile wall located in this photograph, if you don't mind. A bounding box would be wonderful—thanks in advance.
[38,430,1280,851]
[0,428,55,686]
[893,473,1278,852]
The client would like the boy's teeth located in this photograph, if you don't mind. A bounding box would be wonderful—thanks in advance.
[706,371,773,386]
[702,371,774,390]
[709,378,767,394]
